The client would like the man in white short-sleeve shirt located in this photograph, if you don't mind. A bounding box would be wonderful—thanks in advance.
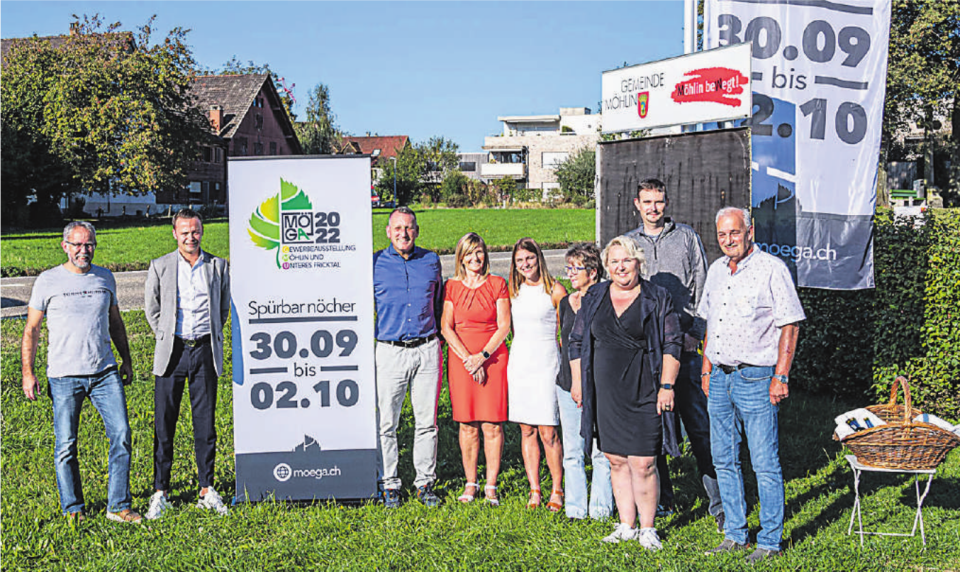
[21,221,140,524]
[698,207,805,563]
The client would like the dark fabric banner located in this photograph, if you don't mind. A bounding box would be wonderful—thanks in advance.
[236,447,377,502]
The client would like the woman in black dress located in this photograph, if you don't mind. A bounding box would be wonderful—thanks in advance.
[569,235,682,551]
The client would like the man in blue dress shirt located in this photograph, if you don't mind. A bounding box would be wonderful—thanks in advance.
[373,206,444,508]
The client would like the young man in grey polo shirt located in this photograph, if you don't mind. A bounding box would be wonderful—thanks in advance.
[625,178,723,531]
[22,221,140,524]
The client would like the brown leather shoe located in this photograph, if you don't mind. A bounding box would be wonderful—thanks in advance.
[106,509,143,524]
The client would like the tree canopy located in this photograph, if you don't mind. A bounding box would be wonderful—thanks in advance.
[296,83,341,155]
[884,0,959,200]
[1,14,210,226]
[554,147,596,205]
[374,136,459,205]
[215,56,298,120]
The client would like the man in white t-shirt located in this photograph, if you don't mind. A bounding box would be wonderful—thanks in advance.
[22,221,140,524]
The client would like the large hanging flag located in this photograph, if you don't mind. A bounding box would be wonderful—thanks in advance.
[705,0,891,289]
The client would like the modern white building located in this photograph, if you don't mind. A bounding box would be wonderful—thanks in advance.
[481,107,601,199]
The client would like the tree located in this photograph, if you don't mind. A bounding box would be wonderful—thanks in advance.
[296,83,340,155]
[417,136,459,172]
[1,14,210,227]
[884,0,960,203]
[416,136,459,200]
[554,147,596,204]
[440,170,470,203]
[216,56,297,120]
[374,136,459,205]
[375,143,425,206]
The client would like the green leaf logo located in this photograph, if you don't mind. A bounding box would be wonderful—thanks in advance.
[248,178,314,268]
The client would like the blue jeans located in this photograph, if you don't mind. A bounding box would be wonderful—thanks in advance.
[49,368,132,515]
[556,386,613,519]
[708,365,784,552]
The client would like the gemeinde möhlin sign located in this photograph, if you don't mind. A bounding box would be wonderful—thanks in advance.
[601,43,752,134]
[229,156,376,501]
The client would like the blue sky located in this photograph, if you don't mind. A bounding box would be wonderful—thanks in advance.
[2,1,685,151]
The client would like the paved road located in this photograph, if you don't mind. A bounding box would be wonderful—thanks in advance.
[1,250,569,319]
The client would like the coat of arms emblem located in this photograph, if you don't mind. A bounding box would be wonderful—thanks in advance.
[638,92,649,118]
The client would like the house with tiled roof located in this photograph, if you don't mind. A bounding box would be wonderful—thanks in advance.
[156,73,302,206]
[338,135,410,166]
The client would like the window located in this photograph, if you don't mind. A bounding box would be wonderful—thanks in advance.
[254,141,264,155]
[236,138,248,156]
[215,148,222,163]
[189,182,202,194]
[202,147,212,162]
[459,161,477,172]
[270,141,277,155]
[542,152,569,169]
[255,114,264,130]
[202,181,210,194]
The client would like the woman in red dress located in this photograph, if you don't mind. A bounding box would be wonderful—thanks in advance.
[441,233,511,506]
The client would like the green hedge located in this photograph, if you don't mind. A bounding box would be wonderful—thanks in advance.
[792,208,960,422]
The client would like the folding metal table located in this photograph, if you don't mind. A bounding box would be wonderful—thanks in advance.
[845,454,936,547]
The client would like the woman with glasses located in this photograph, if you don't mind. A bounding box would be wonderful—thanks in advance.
[441,233,511,506]
[506,237,567,511]
[569,236,681,551]
[556,243,613,520]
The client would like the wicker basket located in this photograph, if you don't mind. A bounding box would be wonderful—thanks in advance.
[837,376,960,470]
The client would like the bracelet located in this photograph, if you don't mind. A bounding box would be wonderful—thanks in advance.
[700,372,711,378]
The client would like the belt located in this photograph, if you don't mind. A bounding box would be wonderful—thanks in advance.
[378,334,436,349]
[717,363,759,374]
[177,334,211,348]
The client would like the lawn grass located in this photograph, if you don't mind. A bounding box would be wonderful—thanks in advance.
[0,208,595,276]
[2,312,958,571]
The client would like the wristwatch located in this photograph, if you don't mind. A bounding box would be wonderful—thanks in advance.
[481,350,491,360]
[660,383,674,391]
[773,374,789,385]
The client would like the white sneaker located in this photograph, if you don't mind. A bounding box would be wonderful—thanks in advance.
[197,487,229,515]
[637,527,663,551]
[145,491,171,520]
[602,523,637,543]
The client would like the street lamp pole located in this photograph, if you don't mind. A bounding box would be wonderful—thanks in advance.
[391,156,397,205]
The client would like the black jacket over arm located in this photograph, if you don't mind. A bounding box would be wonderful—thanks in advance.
[568,279,683,458]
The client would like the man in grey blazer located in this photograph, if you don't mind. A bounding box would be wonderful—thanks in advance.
[144,208,230,519]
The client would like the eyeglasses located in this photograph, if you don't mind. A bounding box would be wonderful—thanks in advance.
[65,241,97,250]
[564,265,586,274]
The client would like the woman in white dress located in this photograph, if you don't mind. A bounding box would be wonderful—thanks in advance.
[507,237,568,511]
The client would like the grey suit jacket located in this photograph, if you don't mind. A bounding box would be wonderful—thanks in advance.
[145,250,230,377]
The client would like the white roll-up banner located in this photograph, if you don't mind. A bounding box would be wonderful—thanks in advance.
[228,156,376,501]
[706,0,890,289]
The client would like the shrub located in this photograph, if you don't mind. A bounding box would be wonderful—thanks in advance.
[792,208,960,421]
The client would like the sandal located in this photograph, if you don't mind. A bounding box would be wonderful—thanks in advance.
[106,509,142,524]
[484,484,500,507]
[546,489,564,512]
[527,488,542,509]
[458,482,480,503]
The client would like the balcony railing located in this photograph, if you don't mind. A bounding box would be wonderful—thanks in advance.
[480,163,526,179]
